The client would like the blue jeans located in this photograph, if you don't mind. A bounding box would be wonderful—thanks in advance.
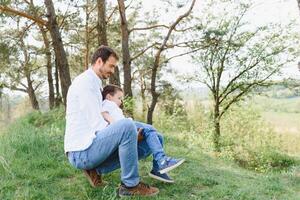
[67,119,164,187]
[68,119,140,187]
[134,121,166,171]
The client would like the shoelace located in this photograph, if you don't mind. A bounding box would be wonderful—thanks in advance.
[139,182,150,189]
[159,156,172,166]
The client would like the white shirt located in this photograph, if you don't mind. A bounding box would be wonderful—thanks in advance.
[64,68,108,152]
[102,99,125,122]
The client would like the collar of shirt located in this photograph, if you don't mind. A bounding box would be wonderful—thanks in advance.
[87,67,103,91]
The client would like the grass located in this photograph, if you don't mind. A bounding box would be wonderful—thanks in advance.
[0,109,300,199]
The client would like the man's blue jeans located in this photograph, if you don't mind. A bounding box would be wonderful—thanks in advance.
[67,119,164,187]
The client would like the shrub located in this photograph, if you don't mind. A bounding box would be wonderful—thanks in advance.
[219,105,296,172]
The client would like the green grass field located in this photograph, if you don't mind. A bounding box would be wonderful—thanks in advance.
[1,109,300,199]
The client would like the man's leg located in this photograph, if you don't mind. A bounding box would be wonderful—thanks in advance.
[95,136,153,174]
[68,118,139,187]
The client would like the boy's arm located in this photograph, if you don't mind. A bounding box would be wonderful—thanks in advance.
[101,112,115,124]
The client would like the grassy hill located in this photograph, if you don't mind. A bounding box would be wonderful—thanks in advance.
[0,109,300,200]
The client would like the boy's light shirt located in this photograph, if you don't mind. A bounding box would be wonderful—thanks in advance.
[64,68,108,153]
[102,99,132,123]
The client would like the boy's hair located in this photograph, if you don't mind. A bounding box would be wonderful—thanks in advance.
[102,84,123,100]
[91,45,119,65]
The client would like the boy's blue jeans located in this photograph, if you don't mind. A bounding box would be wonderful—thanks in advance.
[134,121,165,166]
[67,119,165,187]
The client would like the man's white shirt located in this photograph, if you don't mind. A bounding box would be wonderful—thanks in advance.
[64,68,108,152]
[102,99,125,122]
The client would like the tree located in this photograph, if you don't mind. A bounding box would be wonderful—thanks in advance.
[97,0,121,85]
[44,0,71,105]
[147,0,196,124]
[0,24,42,110]
[188,2,298,151]
[1,1,72,106]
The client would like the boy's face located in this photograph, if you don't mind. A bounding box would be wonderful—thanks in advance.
[107,90,123,107]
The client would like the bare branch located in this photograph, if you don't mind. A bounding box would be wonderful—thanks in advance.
[162,47,203,64]
[1,83,27,93]
[125,0,134,10]
[34,81,43,91]
[0,5,47,26]
[106,5,118,24]
[130,43,158,61]
[219,68,278,118]
[129,24,169,33]
[219,34,280,100]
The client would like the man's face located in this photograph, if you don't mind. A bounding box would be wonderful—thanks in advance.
[93,55,118,79]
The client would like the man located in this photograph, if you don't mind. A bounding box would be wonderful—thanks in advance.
[64,46,158,197]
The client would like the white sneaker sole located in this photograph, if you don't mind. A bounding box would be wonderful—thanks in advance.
[148,172,174,183]
[158,159,185,174]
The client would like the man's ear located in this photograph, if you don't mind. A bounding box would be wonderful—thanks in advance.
[96,57,103,65]
[107,94,113,100]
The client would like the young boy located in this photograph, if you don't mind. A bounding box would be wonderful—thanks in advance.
[101,84,185,183]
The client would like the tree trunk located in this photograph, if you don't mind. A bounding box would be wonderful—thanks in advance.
[141,79,147,121]
[54,58,62,107]
[44,0,71,105]
[147,51,161,124]
[97,0,108,46]
[84,0,90,70]
[97,0,120,85]
[117,0,132,96]
[25,73,40,110]
[147,92,159,125]
[146,0,196,124]
[39,26,55,109]
[213,100,221,152]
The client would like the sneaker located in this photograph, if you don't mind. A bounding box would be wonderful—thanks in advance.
[117,182,159,197]
[83,169,106,188]
[158,157,185,174]
[149,169,174,183]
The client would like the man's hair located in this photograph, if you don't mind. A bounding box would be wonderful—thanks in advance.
[102,84,123,100]
[91,45,119,65]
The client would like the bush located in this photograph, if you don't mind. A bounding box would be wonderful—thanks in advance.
[232,147,296,172]
[219,105,296,172]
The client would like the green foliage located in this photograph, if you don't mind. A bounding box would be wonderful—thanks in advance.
[25,107,65,127]
[158,83,184,116]
[122,96,135,117]
[233,147,296,173]
[219,105,296,172]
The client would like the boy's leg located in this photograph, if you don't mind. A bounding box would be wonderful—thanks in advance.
[134,121,185,175]
[134,121,165,162]
[68,118,139,187]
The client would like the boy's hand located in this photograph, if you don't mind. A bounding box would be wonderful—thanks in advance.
[137,128,144,142]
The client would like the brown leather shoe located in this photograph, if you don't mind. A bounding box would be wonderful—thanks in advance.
[117,182,159,197]
[83,169,106,188]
